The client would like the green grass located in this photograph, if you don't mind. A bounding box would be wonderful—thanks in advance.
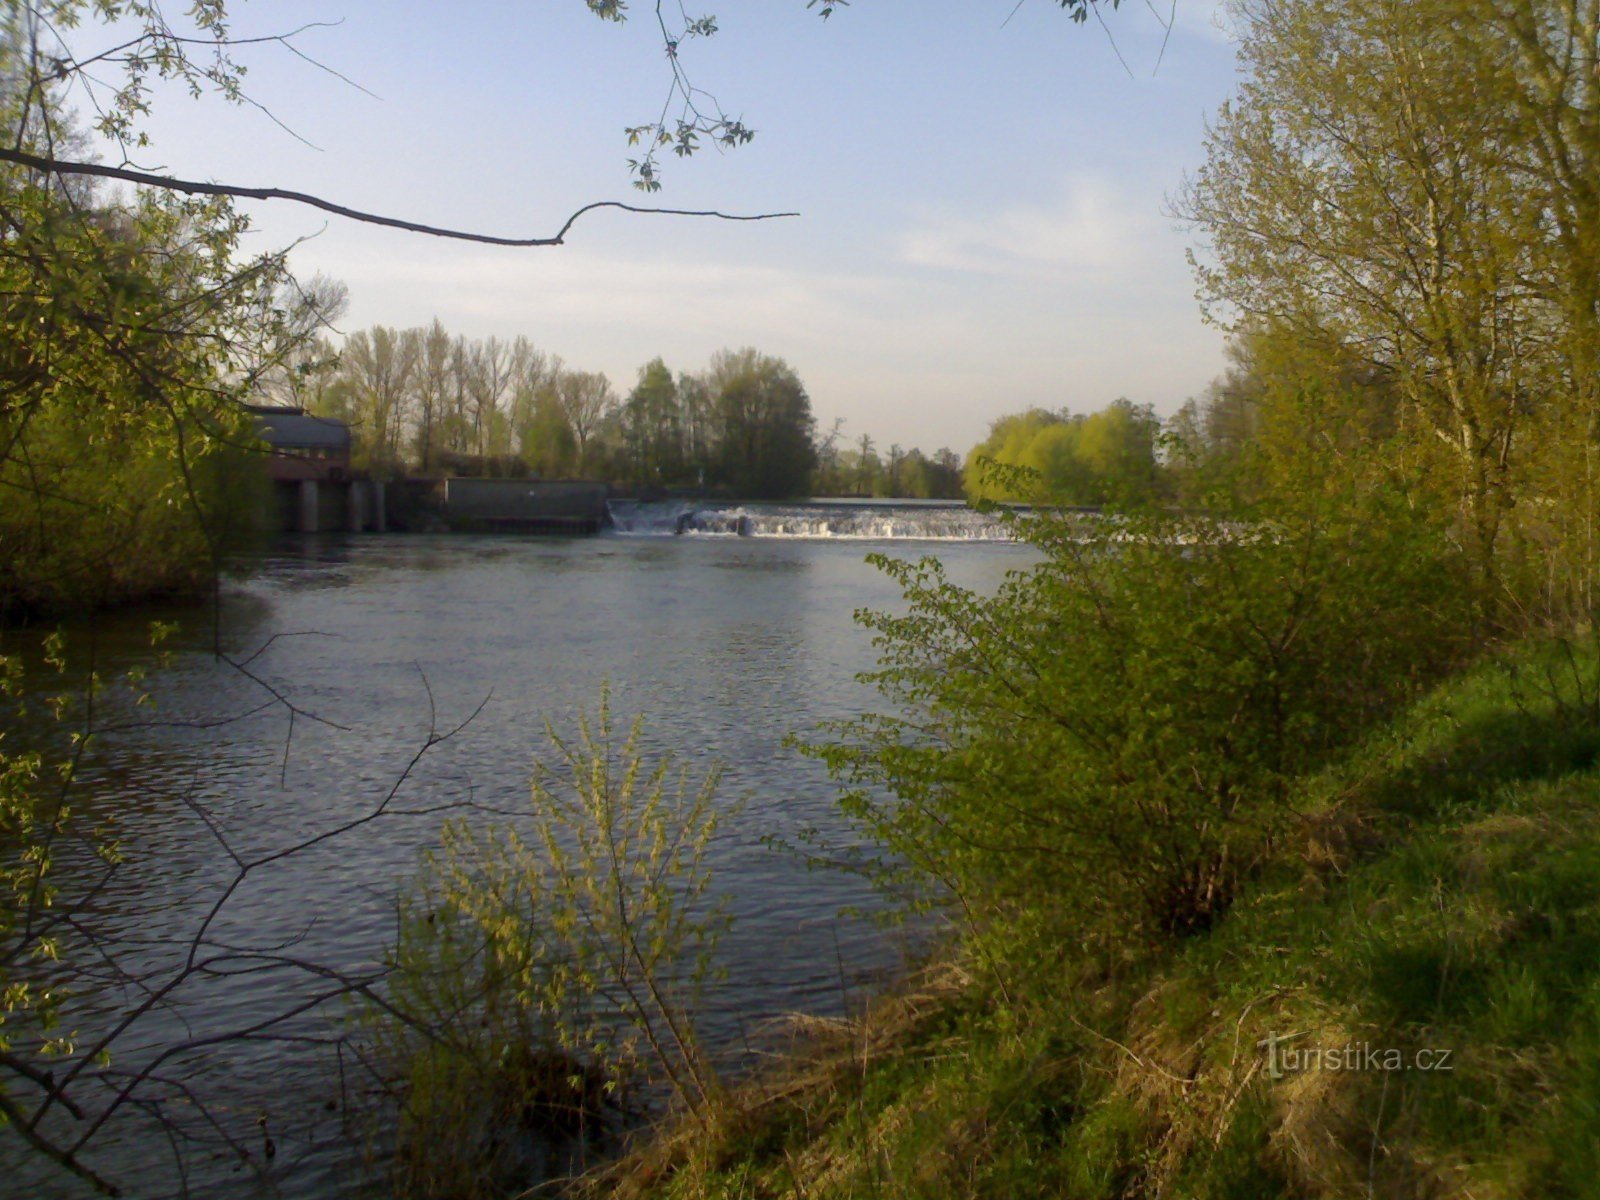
[593,635,1600,1199]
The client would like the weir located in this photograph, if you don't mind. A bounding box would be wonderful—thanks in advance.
[260,486,1033,541]
[606,498,1016,541]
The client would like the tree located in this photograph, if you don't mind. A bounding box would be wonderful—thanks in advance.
[705,349,817,498]
[883,443,906,498]
[247,274,348,411]
[855,432,878,496]
[1170,324,1403,493]
[445,335,473,458]
[0,123,285,613]
[622,357,685,483]
[1451,0,1600,615]
[341,326,421,474]
[466,336,516,461]
[965,402,1161,506]
[412,319,455,471]
[550,368,616,475]
[1461,1,1600,415]
[1075,399,1161,504]
[526,382,579,477]
[929,447,965,498]
[810,416,847,494]
[1179,0,1541,572]
[508,335,553,472]
[677,371,714,483]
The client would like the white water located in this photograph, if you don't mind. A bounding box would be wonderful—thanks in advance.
[606,498,1013,541]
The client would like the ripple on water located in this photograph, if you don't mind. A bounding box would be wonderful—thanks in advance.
[3,532,1032,1198]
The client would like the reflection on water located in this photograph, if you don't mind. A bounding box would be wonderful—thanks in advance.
[2,533,1031,1199]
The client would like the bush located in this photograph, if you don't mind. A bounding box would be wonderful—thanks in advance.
[807,452,1473,942]
[361,691,729,1199]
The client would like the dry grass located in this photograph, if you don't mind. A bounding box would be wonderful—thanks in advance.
[576,959,975,1200]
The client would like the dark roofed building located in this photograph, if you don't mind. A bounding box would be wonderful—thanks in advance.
[247,404,352,482]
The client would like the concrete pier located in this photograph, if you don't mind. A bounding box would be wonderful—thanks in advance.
[345,480,367,532]
[298,480,319,534]
[266,477,599,535]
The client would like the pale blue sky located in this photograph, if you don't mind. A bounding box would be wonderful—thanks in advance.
[92,1,1240,453]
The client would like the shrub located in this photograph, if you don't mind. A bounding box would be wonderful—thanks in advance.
[807,451,1473,943]
[362,691,729,1199]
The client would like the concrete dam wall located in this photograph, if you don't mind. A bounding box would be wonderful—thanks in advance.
[440,479,608,533]
[265,478,607,535]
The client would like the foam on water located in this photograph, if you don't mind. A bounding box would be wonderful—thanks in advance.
[606,499,1012,541]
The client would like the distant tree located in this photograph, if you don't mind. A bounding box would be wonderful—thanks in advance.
[551,369,616,475]
[509,339,554,470]
[622,357,684,483]
[463,336,514,461]
[1076,399,1161,505]
[895,448,931,498]
[967,402,1161,506]
[677,372,714,483]
[965,409,1066,503]
[524,383,578,477]
[1169,326,1402,484]
[929,448,965,498]
[340,326,421,473]
[248,273,348,409]
[706,349,817,498]
[855,433,877,496]
[410,320,454,471]
[883,443,906,498]
[811,417,848,494]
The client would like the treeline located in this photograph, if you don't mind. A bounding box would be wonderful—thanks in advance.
[266,317,820,494]
[813,430,965,500]
[270,317,980,500]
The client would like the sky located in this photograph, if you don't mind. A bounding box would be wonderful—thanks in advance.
[80,0,1242,454]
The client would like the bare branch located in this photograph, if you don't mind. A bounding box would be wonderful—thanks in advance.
[0,148,798,245]
[0,1089,120,1197]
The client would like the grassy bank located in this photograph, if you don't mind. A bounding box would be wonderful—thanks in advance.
[593,636,1600,1199]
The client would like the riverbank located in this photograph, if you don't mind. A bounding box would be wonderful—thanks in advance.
[591,634,1600,1199]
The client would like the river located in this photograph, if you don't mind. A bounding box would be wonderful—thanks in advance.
[3,507,1032,1199]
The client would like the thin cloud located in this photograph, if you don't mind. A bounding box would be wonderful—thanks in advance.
[306,242,923,347]
[897,176,1171,282]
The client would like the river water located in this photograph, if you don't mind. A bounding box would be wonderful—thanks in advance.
[3,508,1032,1199]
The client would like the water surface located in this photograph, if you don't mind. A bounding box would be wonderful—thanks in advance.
[5,530,1031,1198]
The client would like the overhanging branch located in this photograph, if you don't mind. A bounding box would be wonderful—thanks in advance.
[0,148,798,245]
